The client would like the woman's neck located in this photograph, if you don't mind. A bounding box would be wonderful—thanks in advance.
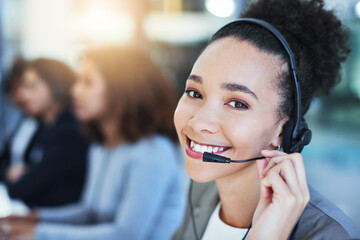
[42,104,62,126]
[100,117,124,148]
[215,163,260,228]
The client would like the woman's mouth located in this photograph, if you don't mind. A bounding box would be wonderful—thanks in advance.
[185,136,230,160]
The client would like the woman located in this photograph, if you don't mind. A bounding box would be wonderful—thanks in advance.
[0,46,185,240]
[173,0,360,239]
[3,58,88,208]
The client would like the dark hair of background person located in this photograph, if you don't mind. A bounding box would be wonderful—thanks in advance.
[3,57,28,95]
[210,0,350,120]
[83,46,179,143]
[27,58,76,108]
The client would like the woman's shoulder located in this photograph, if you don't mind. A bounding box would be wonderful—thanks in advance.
[130,135,178,160]
[290,186,360,239]
[88,135,177,158]
[172,181,219,240]
[136,134,174,146]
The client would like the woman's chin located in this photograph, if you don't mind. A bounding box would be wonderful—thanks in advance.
[188,172,214,183]
[185,160,219,183]
[74,112,93,123]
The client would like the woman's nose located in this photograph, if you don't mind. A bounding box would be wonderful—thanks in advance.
[188,103,220,135]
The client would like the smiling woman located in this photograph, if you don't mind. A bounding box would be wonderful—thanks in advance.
[173,0,360,239]
[175,39,284,183]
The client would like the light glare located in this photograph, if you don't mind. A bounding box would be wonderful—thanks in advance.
[355,1,360,18]
[205,0,235,18]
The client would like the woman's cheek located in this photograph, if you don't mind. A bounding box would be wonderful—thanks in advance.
[174,98,189,128]
[223,118,262,155]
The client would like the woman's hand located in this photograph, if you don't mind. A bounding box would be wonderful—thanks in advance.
[6,164,27,183]
[0,221,36,240]
[247,150,310,240]
[0,212,39,224]
[0,212,38,240]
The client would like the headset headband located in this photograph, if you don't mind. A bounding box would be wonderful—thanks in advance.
[218,18,311,152]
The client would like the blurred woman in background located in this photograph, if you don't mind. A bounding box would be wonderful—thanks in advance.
[0,46,185,240]
[3,58,88,208]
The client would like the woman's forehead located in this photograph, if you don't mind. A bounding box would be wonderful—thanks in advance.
[192,37,285,87]
[23,68,41,82]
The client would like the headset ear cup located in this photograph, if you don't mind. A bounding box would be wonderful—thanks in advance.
[282,119,295,153]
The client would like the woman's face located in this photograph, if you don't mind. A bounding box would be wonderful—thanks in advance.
[19,68,55,117]
[174,37,287,182]
[72,60,107,122]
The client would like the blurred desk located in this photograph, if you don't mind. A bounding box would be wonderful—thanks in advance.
[0,183,29,217]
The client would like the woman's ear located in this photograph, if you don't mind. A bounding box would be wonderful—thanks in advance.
[270,118,288,149]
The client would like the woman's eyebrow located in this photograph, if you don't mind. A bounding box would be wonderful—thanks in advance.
[187,74,202,84]
[221,83,258,101]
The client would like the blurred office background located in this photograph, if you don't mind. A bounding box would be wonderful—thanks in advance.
[0,0,359,225]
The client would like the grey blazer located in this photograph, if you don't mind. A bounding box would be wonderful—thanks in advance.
[173,181,360,240]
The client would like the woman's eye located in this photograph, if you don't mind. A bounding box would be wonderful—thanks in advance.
[228,100,248,109]
[185,90,203,99]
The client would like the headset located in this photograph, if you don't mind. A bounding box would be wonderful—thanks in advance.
[208,18,312,157]
[190,18,313,240]
[241,18,312,153]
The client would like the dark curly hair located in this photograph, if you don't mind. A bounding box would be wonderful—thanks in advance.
[209,0,350,119]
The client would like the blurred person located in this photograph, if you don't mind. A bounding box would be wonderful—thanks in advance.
[172,0,360,239]
[0,46,185,240]
[0,57,38,183]
[2,58,88,208]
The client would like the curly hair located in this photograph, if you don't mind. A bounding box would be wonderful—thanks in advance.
[210,0,350,119]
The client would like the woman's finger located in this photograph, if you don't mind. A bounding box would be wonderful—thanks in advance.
[256,159,272,199]
[261,150,286,173]
[264,159,302,199]
[262,151,307,188]
[262,151,310,205]
[261,149,286,158]
[261,170,293,203]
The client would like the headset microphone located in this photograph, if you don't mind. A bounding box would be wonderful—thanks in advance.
[203,152,264,163]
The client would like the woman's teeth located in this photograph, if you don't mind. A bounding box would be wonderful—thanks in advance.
[190,140,225,153]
